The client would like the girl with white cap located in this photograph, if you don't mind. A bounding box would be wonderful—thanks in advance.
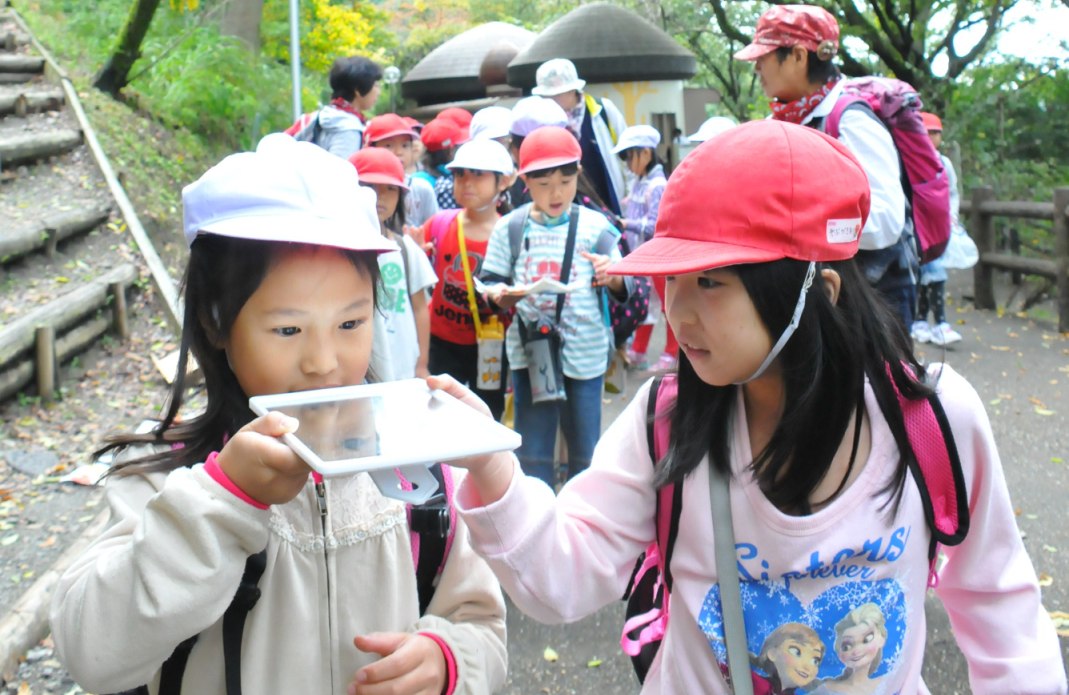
[420,138,515,420]
[49,134,507,695]
[432,121,1066,694]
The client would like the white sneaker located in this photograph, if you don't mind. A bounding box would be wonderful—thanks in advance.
[930,322,962,346]
[911,321,931,344]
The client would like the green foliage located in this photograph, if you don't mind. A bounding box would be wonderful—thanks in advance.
[261,0,393,75]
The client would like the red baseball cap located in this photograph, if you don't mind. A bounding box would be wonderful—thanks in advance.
[517,126,581,175]
[348,147,409,189]
[364,113,418,145]
[420,117,468,153]
[437,107,473,128]
[609,120,870,277]
[402,116,424,132]
[920,112,943,132]
[734,5,840,62]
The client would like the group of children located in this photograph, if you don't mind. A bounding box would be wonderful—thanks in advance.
[48,50,1066,695]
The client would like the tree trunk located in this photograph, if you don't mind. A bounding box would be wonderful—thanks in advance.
[93,0,163,96]
[219,0,265,53]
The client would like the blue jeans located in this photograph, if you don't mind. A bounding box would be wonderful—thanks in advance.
[512,369,603,488]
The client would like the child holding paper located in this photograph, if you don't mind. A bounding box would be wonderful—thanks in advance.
[49,135,506,695]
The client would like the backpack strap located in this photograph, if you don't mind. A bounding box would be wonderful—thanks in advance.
[221,549,267,695]
[154,636,197,695]
[409,463,456,615]
[889,368,971,587]
[823,93,871,140]
[651,376,682,591]
[506,204,532,277]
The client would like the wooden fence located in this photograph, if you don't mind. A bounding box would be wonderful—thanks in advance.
[960,186,1069,332]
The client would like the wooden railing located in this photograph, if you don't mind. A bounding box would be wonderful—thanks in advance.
[960,186,1069,332]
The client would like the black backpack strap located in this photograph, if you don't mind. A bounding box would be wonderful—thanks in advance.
[154,635,197,695]
[411,464,451,614]
[554,205,582,326]
[221,550,268,695]
[506,205,531,278]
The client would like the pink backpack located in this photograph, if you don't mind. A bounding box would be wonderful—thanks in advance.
[825,77,952,264]
[620,371,970,683]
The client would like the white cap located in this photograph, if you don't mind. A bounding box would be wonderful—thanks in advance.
[687,116,739,143]
[612,124,661,154]
[469,106,513,141]
[446,139,515,175]
[530,58,586,97]
[182,133,393,253]
[509,96,568,137]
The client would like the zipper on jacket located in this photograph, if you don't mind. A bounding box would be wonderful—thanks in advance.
[314,479,335,691]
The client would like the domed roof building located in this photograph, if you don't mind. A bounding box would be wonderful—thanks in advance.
[401,22,536,106]
[506,3,697,89]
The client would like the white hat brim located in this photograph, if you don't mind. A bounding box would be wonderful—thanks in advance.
[531,78,586,97]
[191,212,398,254]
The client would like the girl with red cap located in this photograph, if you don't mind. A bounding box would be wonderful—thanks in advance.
[350,147,438,381]
[433,121,1066,694]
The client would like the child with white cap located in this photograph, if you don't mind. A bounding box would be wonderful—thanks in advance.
[611,124,672,371]
[432,120,1065,694]
[350,147,438,380]
[420,138,515,420]
[50,134,507,695]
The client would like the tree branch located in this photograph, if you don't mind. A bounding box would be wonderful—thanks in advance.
[704,0,751,45]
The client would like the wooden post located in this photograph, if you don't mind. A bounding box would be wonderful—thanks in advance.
[43,227,58,258]
[1053,187,1069,333]
[109,282,129,339]
[971,186,996,310]
[34,326,56,401]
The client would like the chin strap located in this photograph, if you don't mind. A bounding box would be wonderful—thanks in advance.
[733,261,817,385]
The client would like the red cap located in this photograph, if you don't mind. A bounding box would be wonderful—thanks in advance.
[420,118,468,152]
[437,107,473,128]
[609,120,870,277]
[348,147,409,189]
[920,112,943,132]
[517,126,581,175]
[734,5,840,62]
[364,113,418,145]
[402,116,424,132]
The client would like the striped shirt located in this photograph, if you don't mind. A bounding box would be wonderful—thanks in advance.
[481,204,621,380]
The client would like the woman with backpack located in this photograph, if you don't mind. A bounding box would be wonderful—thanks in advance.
[431,121,1066,693]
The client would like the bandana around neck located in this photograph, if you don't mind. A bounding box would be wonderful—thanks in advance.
[331,97,367,123]
[770,79,838,125]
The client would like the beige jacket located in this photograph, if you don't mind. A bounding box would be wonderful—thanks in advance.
[50,464,507,694]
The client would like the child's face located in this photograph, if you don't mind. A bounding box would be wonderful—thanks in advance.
[665,268,775,386]
[374,136,415,169]
[523,168,578,219]
[453,168,504,211]
[927,129,943,149]
[370,183,400,223]
[224,247,375,396]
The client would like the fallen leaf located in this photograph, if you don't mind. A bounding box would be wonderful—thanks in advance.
[587,658,603,668]
[543,647,559,663]
[1,534,18,546]
[1052,458,1064,465]
[1051,611,1069,637]
[38,535,57,548]
[1038,572,1053,587]
[1035,407,1056,416]
[1043,545,1058,553]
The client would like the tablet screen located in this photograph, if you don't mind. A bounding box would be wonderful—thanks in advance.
[249,379,521,476]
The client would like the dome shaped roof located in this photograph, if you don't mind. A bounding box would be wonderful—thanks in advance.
[507,3,696,89]
[402,22,535,106]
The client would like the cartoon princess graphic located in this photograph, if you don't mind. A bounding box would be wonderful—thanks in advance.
[750,622,826,694]
[808,603,888,695]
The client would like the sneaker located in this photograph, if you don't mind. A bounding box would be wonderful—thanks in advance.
[910,320,931,344]
[652,353,678,372]
[930,322,962,346]
[625,348,648,370]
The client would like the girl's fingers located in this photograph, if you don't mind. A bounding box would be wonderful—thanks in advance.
[426,374,493,419]
[236,411,299,437]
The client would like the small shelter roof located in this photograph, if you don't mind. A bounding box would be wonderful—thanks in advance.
[507,3,696,89]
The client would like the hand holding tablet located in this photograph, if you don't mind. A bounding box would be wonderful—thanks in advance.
[249,379,521,502]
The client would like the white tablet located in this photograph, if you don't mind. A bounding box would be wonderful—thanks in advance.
[248,379,521,478]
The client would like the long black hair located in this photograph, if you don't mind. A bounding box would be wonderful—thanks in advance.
[99,236,380,477]
[656,258,931,516]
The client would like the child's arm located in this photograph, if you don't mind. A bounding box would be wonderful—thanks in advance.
[930,367,1067,693]
[411,288,431,378]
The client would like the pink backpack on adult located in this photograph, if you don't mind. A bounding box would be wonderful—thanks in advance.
[825,77,952,264]
[620,370,970,683]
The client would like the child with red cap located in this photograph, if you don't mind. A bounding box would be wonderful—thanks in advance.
[735,5,918,333]
[415,117,469,210]
[477,126,630,488]
[433,121,1066,694]
[350,147,438,380]
[912,112,971,347]
[364,113,439,226]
